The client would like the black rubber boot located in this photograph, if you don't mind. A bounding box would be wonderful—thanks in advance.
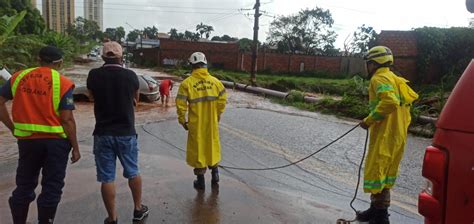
[356,205,376,222]
[9,197,29,224]
[211,167,219,185]
[38,206,57,224]
[368,208,390,224]
[193,174,205,190]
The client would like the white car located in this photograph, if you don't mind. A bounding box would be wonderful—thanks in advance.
[73,73,160,103]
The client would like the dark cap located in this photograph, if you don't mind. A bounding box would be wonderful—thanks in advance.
[39,46,64,63]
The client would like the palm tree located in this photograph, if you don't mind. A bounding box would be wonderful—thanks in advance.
[196,22,206,39]
[204,25,214,39]
[168,28,179,40]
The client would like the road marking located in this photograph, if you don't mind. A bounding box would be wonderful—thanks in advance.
[220,122,292,157]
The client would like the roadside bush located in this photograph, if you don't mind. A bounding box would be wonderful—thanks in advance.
[414,27,474,84]
[314,94,368,119]
[286,90,305,103]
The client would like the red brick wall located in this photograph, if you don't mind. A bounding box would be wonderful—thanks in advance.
[315,57,342,73]
[239,52,344,75]
[133,48,160,65]
[262,53,290,72]
[158,38,239,70]
[134,38,368,76]
[378,31,418,57]
[395,58,417,80]
[377,31,418,81]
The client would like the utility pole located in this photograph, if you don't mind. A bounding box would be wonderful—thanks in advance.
[250,0,261,86]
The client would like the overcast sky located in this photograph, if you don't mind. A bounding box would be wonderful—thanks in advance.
[36,0,472,48]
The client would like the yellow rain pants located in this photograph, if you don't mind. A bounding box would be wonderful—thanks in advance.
[176,68,227,169]
[363,67,412,194]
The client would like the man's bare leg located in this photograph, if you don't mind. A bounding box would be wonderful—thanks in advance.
[101,182,117,221]
[128,175,142,210]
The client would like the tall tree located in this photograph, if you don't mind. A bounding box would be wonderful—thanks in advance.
[238,38,257,52]
[196,22,214,39]
[104,28,117,41]
[168,28,179,40]
[344,24,377,56]
[203,25,214,39]
[267,7,337,54]
[184,30,199,41]
[127,29,141,42]
[66,17,102,43]
[196,22,206,39]
[143,26,158,39]
[115,26,125,43]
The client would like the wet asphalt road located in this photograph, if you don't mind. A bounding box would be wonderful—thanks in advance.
[0,89,430,223]
[140,107,429,224]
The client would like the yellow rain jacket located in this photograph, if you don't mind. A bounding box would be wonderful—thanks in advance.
[363,67,414,194]
[176,68,227,168]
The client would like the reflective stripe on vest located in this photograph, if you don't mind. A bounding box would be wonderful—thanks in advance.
[11,68,66,138]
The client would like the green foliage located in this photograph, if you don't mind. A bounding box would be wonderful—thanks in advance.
[168,28,179,40]
[414,27,474,83]
[167,28,201,41]
[0,0,45,35]
[66,17,102,43]
[267,7,337,54]
[0,34,44,70]
[196,22,214,39]
[143,26,158,39]
[41,32,81,63]
[211,35,238,42]
[104,27,125,42]
[286,90,305,103]
[184,30,200,41]
[127,29,141,42]
[274,93,368,120]
[0,8,95,71]
[238,38,254,52]
[208,69,353,95]
[0,10,27,46]
[345,24,377,55]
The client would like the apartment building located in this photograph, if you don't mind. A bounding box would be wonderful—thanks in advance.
[84,0,103,31]
[41,0,75,33]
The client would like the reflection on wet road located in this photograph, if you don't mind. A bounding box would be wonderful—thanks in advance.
[191,187,220,224]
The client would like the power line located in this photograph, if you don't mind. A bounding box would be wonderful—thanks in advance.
[182,12,241,31]
[38,1,241,11]
[36,4,239,15]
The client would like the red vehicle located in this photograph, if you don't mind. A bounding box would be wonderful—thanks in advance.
[418,61,474,224]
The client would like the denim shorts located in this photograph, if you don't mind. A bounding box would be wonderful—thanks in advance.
[93,135,140,183]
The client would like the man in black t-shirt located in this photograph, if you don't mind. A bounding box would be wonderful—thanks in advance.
[87,41,149,224]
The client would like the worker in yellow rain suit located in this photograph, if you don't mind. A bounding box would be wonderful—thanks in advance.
[358,46,418,224]
[176,52,227,190]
